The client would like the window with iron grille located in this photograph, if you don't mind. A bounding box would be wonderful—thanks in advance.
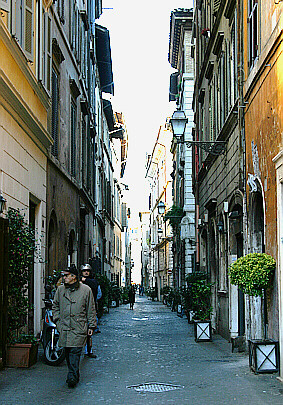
[70,100,77,177]
[51,67,59,157]
[248,0,258,69]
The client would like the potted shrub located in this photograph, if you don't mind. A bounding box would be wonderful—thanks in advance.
[6,208,39,367]
[229,253,278,373]
[185,272,213,342]
[160,285,170,305]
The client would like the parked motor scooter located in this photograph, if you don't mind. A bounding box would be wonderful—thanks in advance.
[40,285,65,366]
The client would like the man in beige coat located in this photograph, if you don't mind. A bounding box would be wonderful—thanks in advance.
[53,264,97,388]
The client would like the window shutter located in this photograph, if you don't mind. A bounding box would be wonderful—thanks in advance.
[0,0,10,12]
[42,11,51,92]
[24,0,33,61]
[71,101,77,177]
[213,0,221,15]
[51,68,59,157]
[82,117,86,185]
[75,7,79,59]
[46,13,51,92]
[11,0,22,44]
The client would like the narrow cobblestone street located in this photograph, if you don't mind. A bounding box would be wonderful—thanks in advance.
[1,296,283,405]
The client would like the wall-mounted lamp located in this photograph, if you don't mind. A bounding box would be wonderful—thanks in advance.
[0,194,6,214]
[170,109,226,156]
[217,220,225,233]
[157,201,166,215]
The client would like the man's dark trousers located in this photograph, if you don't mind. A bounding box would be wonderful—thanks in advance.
[65,347,83,383]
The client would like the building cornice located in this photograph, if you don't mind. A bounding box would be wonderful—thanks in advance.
[0,69,53,153]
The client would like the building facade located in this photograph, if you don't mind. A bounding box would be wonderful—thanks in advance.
[145,122,173,299]
[0,0,53,335]
[168,8,195,288]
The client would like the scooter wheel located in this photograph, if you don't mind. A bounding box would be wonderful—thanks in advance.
[43,336,65,366]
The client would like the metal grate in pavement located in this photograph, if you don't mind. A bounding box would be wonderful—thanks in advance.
[127,383,184,393]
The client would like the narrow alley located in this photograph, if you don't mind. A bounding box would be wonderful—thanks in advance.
[1,296,282,405]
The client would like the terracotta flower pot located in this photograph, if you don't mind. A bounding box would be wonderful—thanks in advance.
[6,343,38,368]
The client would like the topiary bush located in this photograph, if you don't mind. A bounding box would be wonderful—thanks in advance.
[229,253,275,297]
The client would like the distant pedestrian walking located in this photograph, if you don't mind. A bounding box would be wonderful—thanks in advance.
[53,264,97,388]
[128,285,135,310]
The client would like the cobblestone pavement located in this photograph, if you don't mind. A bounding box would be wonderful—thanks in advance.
[1,296,283,405]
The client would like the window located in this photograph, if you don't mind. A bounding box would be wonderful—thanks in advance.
[40,9,52,93]
[209,82,214,142]
[219,53,225,128]
[70,99,77,177]
[11,0,34,61]
[248,0,258,69]
[57,0,65,23]
[82,116,86,184]
[231,15,238,104]
[51,67,59,157]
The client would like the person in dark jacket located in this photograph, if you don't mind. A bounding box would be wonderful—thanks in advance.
[128,285,136,310]
[81,264,102,357]
[53,264,96,388]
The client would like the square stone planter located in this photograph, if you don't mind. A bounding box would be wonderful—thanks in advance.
[248,339,279,374]
[6,343,38,368]
[194,320,212,342]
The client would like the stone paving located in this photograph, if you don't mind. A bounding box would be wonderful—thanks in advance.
[0,295,283,404]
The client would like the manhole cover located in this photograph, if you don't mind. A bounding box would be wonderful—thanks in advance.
[127,383,183,393]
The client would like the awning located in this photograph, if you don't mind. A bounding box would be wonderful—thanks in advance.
[95,24,114,95]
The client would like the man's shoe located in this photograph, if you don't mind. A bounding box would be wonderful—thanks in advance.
[85,353,97,358]
[67,378,77,388]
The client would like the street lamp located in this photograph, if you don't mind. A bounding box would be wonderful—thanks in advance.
[157,201,166,215]
[169,110,188,142]
[0,194,6,214]
[169,109,226,155]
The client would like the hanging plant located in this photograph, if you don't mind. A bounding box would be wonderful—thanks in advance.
[7,208,36,344]
[164,205,185,233]
[228,253,275,297]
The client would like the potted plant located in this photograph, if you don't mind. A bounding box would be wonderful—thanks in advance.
[160,285,170,305]
[6,208,39,367]
[229,253,278,373]
[185,272,213,342]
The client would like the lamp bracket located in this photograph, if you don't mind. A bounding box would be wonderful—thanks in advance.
[181,140,226,156]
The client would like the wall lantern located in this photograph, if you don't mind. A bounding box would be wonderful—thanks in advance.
[0,194,6,214]
[169,109,226,156]
[157,201,166,215]
[217,220,224,233]
[169,110,188,142]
